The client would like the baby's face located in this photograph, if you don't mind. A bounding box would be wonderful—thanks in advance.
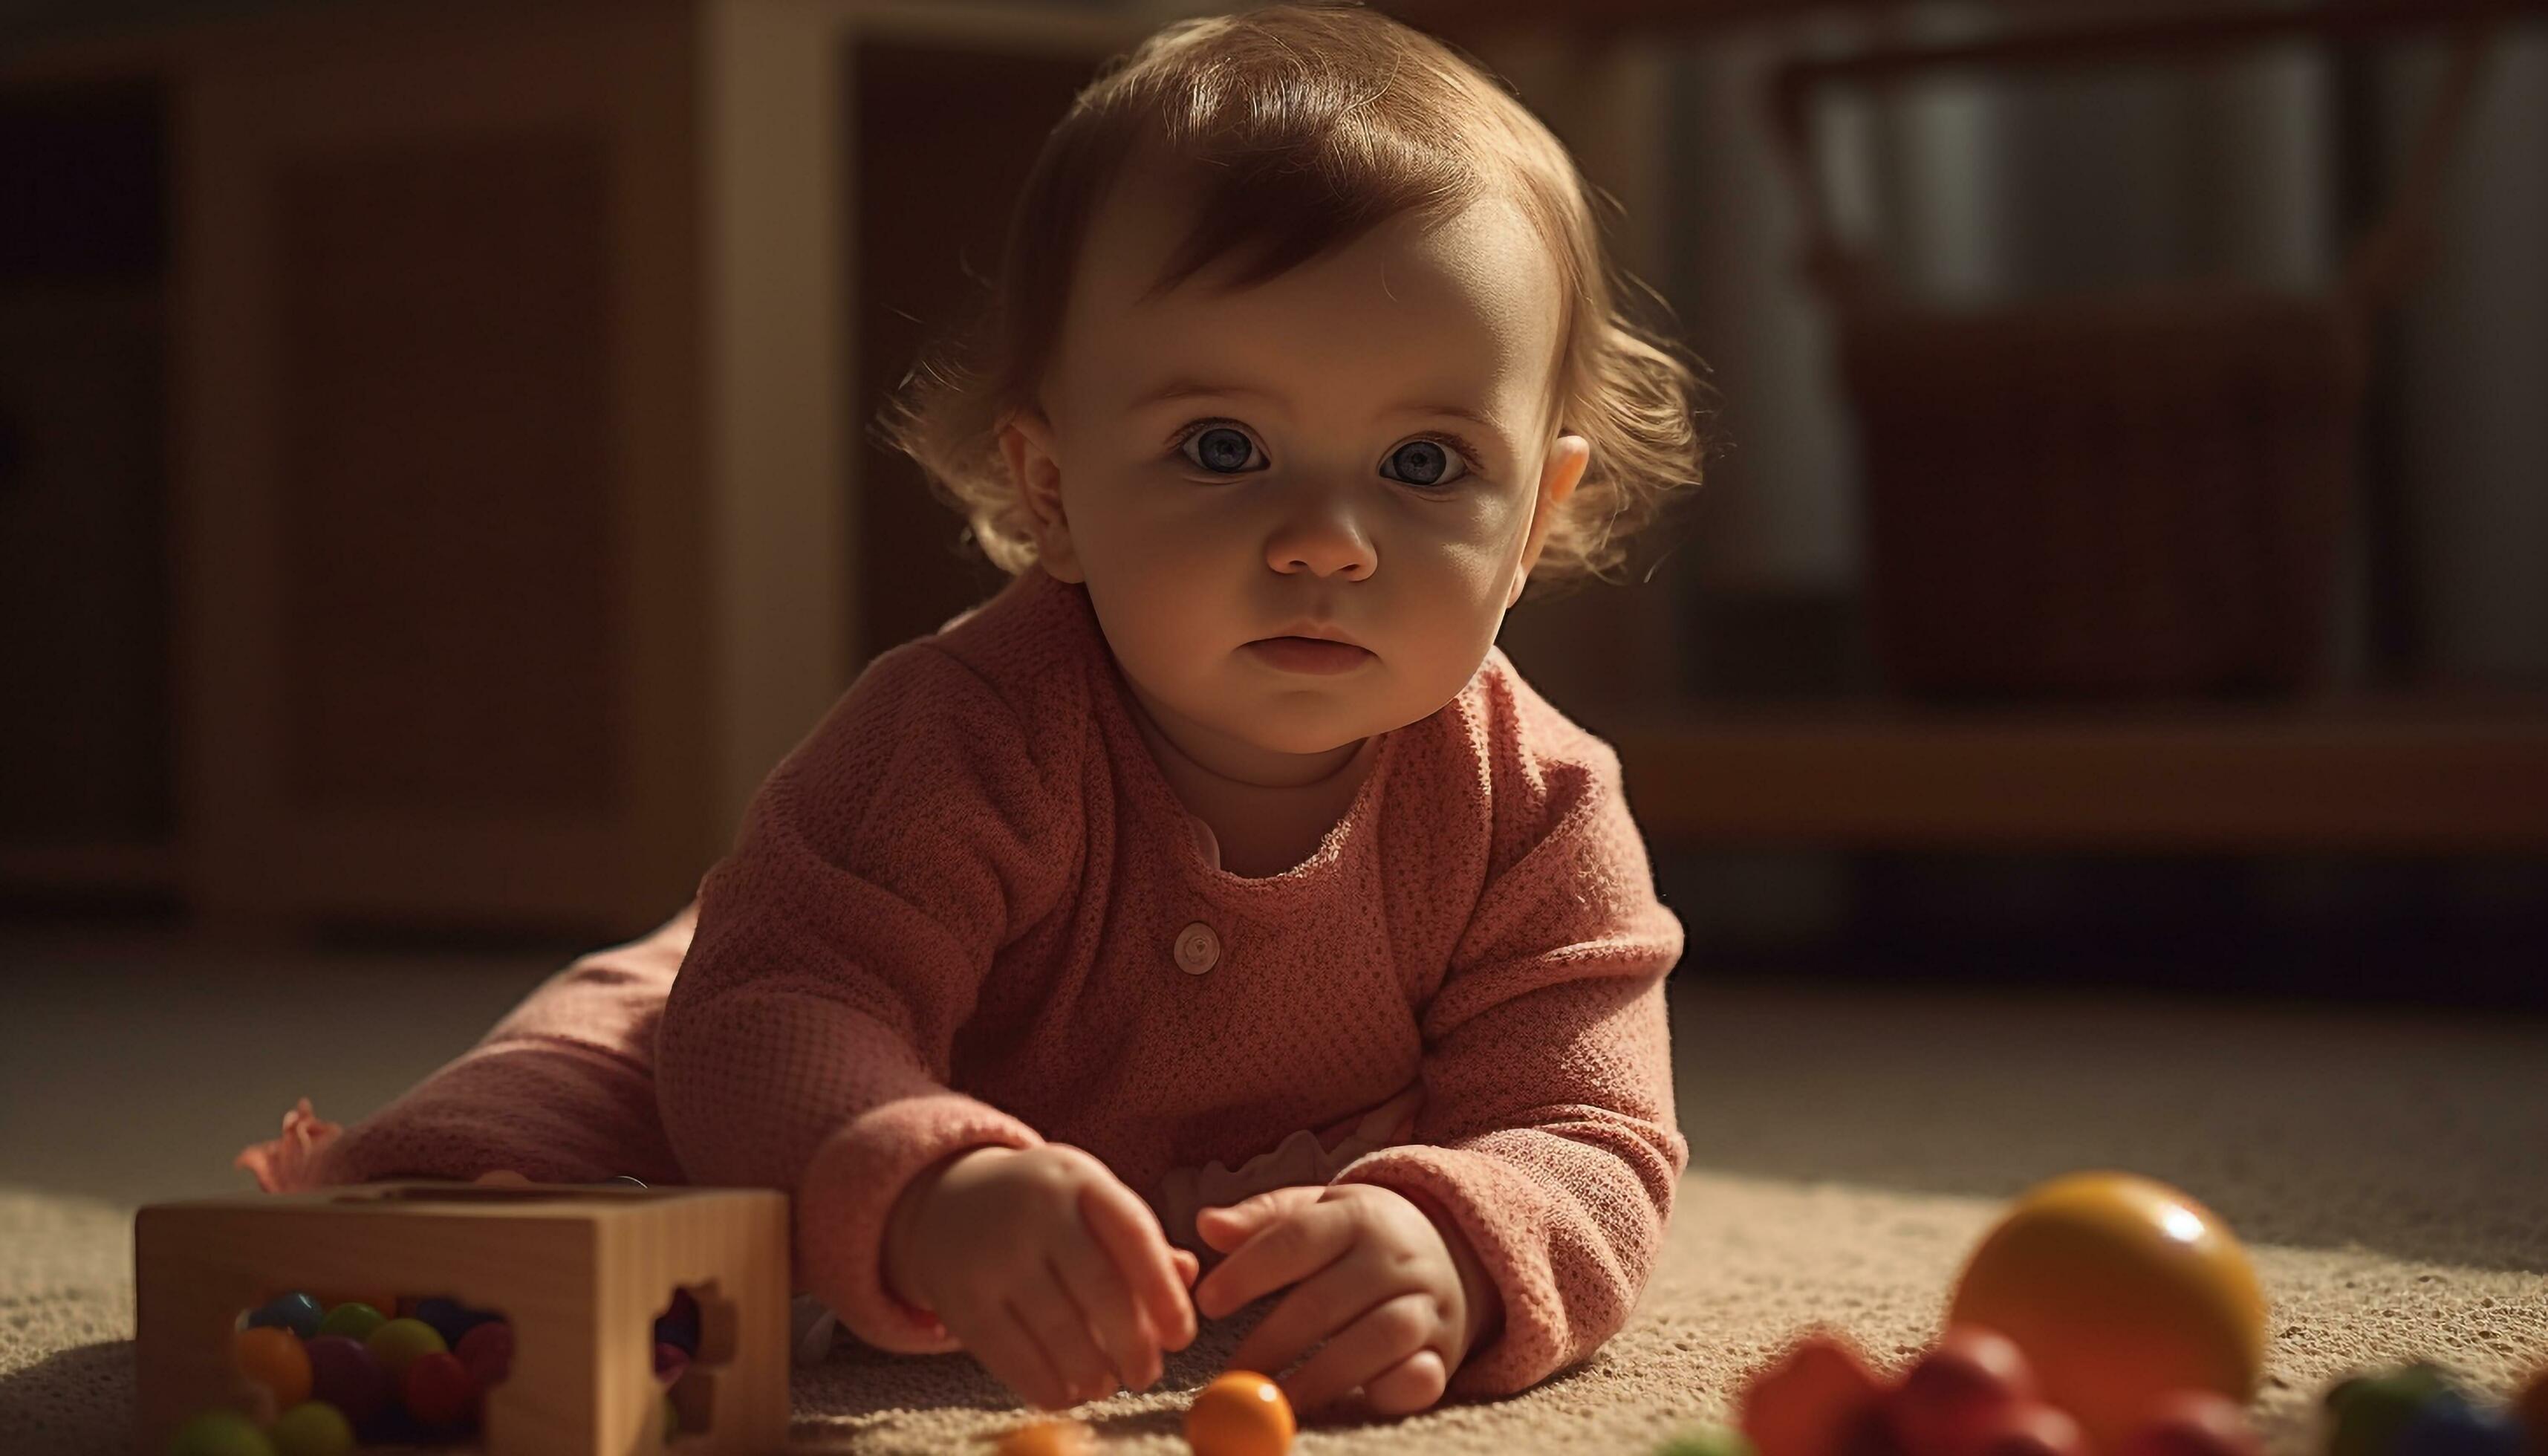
[1003,160,1588,787]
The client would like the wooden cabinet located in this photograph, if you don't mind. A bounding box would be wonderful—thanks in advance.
[0,0,1148,941]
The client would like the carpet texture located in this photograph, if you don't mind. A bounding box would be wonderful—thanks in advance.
[4,983,2544,1454]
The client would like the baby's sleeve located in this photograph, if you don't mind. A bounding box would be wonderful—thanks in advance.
[1332,739,1687,1400]
[655,640,1076,1355]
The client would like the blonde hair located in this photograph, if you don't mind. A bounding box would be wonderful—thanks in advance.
[874,1,1713,600]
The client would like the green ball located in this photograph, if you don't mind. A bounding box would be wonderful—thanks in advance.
[1655,1425,1758,1456]
[2331,1365,2459,1456]
[314,1301,386,1342]
[363,1316,449,1379]
[267,1401,355,1456]
[663,1390,682,1439]
[166,1409,277,1456]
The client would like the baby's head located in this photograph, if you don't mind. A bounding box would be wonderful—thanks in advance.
[880,1,1710,776]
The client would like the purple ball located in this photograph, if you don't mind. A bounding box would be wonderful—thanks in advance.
[303,1334,391,1426]
[655,1340,690,1386]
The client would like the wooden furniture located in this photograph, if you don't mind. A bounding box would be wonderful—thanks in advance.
[1608,689,2548,853]
[3,0,2539,943]
[0,0,1148,942]
[133,1182,789,1455]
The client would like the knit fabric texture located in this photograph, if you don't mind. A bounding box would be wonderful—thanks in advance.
[240,567,1688,1400]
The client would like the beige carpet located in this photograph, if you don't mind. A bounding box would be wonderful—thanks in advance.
[4,973,2544,1455]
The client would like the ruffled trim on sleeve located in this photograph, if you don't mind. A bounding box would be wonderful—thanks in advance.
[233,1096,345,1193]
[1151,1081,1425,1258]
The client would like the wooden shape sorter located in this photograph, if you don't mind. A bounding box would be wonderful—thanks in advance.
[133,1181,790,1455]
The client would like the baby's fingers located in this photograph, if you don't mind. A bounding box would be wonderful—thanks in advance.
[1056,1221,1162,1392]
[948,1295,1073,1413]
[1080,1181,1197,1351]
[1275,1290,1444,1417]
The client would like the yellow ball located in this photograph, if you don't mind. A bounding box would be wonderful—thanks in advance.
[1186,1370,1296,1456]
[363,1317,449,1382]
[1947,1171,2266,1456]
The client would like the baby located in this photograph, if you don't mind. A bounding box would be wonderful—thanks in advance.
[238,0,1711,1422]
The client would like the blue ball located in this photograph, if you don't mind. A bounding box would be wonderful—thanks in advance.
[2396,1397,2523,1456]
[247,1293,324,1339]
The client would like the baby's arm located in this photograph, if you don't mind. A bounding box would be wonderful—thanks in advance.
[1333,739,1687,1399]
[654,643,1077,1355]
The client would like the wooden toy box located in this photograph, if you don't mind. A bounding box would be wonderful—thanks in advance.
[134,1182,791,1455]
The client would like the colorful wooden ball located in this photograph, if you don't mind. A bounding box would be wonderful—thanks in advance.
[163,1409,276,1456]
[1186,1370,1297,1456]
[1890,1325,2041,1456]
[313,1301,385,1343]
[363,1316,447,1381]
[1741,1331,1892,1456]
[266,1401,356,1456]
[321,1293,399,1325]
[233,1325,312,1411]
[1948,1173,2266,1456]
[2330,1365,2459,1456]
[409,1296,498,1348]
[1970,1403,2095,1456]
[995,1417,1099,1455]
[246,1293,324,1340]
[455,1319,514,1387]
[401,1350,479,1429]
[302,1336,391,1427]
[2113,1389,2263,1456]
[2396,1394,2525,1456]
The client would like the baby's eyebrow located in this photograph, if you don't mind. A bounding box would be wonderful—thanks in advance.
[1128,376,1511,444]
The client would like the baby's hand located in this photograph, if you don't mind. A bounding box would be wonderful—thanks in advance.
[883,1144,1199,1411]
[1192,1183,1493,1417]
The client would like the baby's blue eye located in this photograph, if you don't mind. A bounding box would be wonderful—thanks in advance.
[1391,440,1452,487]
[1172,421,1477,489]
[1192,426,1254,473]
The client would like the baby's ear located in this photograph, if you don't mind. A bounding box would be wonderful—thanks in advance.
[998,408,1083,583]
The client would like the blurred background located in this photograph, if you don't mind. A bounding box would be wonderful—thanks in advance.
[2,0,2544,1036]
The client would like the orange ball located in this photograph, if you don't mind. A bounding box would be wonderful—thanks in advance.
[1186,1370,1296,1456]
[234,1324,313,1410]
[1947,1172,2266,1456]
[1741,1331,1891,1456]
[994,1417,1096,1455]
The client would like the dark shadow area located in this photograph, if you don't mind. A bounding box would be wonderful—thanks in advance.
[1660,848,2548,1014]
[0,1339,136,1456]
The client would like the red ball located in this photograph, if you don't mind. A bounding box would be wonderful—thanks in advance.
[1891,1327,2042,1456]
[655,1341,690,1387]
[1972,1403,2095,1456]
[455,1319,514,1387]
[403,1350,480,1429]
[1742,1331,1893,1456]
[2113,1390,2263,1456]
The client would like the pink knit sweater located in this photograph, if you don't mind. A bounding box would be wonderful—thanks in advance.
[240,567,1687,1400]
